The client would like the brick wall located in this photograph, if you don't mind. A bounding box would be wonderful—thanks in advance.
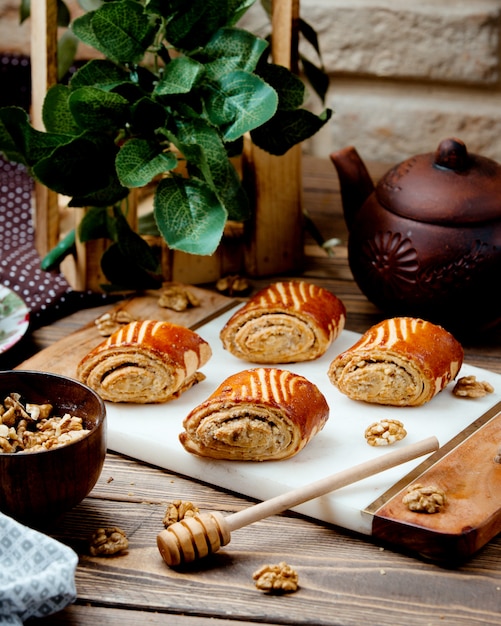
[242,0,501,164]
[2,0,501,163]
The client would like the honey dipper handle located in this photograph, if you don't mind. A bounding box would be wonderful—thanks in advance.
[225,436,439,533]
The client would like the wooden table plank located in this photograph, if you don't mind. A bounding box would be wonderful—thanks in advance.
[31,452,501,626]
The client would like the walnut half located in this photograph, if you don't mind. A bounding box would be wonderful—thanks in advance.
[89,527,129,556]
[158,285,200,311]
[402,484,447,514]
[163,500,199,528]
[365,419,407,446]
[253,562,299,594]
[453,375,494,399]
[95,311,136,336]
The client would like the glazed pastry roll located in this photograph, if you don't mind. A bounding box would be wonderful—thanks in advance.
[179,367,329,461]
[77,320,212,403]
[220,281,346,363]
[328,317,463,407]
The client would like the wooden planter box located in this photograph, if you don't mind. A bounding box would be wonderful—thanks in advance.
[31,0,303,291]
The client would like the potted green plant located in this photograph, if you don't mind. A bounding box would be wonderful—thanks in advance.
[0,0,331,290]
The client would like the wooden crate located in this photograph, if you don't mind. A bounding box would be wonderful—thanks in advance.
[31,0,303,291]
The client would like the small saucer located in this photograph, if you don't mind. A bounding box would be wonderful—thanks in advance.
[0,285,30,354]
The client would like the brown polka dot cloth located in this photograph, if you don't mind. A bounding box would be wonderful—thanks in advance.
[0,155,116,329]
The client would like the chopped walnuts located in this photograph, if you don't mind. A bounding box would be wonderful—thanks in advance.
[453,375,494,398]
[158,285,200,311]
[89,527,129,556]
[95,310,136,336]
[0,393,90,453]
[163,500,199,528]
[402,483,447,514]
[253,562,299,594]
[365,419,407,446]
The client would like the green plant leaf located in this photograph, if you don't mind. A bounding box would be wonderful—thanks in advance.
[153,57,204,95]
[78,206,110,242]
[0,107,70,166]
[68,86,130,131]
[256,63,305,111]
[172,117,250,220]
[32,132,122,197]
[251,107,332,155]
[73,0,157,64]
[226,0,257,25]
[300,55,329,104]
[116,138,177,187]
[42,85,81,134]
[57,29,79,80]
[112,206,160,271]
[169,117,219,187]
[68,174,129,207]
[197,27,268,80]
[204,70,278,141]
[299,17,322,60]
[154,176,227,255]
[100,243,162,290]
[19,0,30,23]
[71,11,101,52]
[130,97,168,135]
[153,0,238,50]
[69,59,129,90]
[97,205,163,289]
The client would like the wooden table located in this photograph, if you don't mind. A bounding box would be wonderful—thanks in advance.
[4,157,501,626]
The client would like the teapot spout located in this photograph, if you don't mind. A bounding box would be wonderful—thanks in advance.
[330,146,375,229]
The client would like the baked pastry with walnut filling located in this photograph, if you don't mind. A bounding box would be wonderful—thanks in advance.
[220,281,346,364]
[328,317,463,407]
[77,320,211,404]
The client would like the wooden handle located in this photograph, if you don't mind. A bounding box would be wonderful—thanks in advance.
[158,436,438,566]
[225,436,439,532]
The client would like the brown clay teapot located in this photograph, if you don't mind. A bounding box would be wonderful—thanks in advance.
[330,138,501,336]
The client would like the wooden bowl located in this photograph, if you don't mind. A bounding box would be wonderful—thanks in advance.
[0,370,107,526]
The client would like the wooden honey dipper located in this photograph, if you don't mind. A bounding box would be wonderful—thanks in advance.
[157,436,439,567]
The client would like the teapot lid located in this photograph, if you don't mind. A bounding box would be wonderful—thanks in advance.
[376,138,501,225]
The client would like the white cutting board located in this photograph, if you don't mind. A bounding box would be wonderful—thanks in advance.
[106,308,501,536]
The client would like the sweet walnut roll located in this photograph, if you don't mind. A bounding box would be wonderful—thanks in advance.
[328,317,463,407]
[179,367,329,461]
[220,281,346,363]
[77,320,212,403]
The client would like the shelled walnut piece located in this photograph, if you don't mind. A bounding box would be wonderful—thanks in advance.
[89,527,129,556]
[253,562,299,593]
[158,284,200,311]
[163,500,199,528]
[365,419,407,446]
[0,393,90,453]
[95,310,136,336]
[453,375,494,398]
[215,274,251,296]
[402,483,447,513]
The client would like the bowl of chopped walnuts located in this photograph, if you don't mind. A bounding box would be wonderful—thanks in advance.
[0,370,107,525]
